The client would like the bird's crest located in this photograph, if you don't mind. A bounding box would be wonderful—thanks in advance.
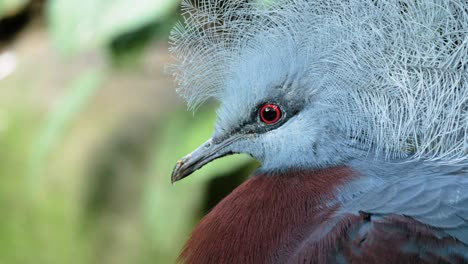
[169,0,468,164]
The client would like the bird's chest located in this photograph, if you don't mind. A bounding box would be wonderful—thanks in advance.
[179,168,354,264]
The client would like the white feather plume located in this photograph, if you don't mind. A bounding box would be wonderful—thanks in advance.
[169,0,468,164]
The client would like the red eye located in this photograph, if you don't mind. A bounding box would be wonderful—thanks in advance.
[259,103,282,124]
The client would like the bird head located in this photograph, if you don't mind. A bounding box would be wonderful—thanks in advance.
[171,36,352,182]
[170,0,468,182]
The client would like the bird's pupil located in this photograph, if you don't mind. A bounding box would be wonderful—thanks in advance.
[263,107,277,121]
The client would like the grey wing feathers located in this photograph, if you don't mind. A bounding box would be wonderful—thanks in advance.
[342,174,468,244]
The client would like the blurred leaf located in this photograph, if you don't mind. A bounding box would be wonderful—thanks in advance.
[27,67,104,194]
[110,16,177,66]
[47,0,179,56]
[0,0,28,18]
[0,110,91,264]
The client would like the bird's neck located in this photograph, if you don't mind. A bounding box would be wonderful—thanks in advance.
[179,166,356,264]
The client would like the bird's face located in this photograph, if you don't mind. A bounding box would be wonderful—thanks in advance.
[172,42,353,182]
[172,71,350,182]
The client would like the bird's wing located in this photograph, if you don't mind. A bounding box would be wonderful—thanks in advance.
[288,174,468,262]
[288,213,468,263]
[341,174,468,244]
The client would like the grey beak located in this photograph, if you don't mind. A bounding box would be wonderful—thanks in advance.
[171,136,238,183]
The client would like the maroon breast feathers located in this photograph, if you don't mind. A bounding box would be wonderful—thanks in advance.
[179,167,355,264]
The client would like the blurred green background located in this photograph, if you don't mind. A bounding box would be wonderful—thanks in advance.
[0,0,256,263]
